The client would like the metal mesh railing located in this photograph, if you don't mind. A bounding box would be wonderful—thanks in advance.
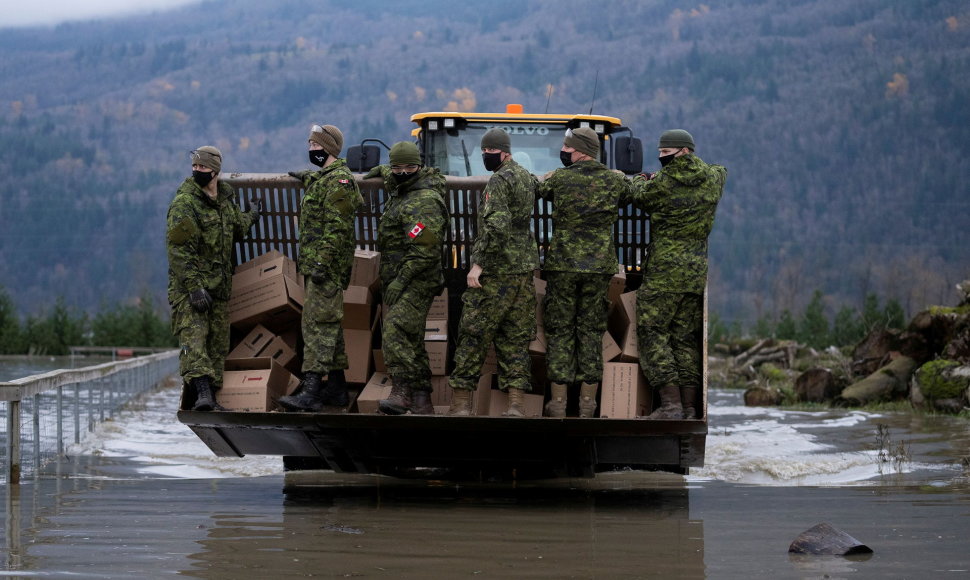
[224,173,650,272]
[0,350,179,484]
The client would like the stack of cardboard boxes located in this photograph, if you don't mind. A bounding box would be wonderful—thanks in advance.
[219,250,652,418]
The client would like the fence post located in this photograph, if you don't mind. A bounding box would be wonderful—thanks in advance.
[7,400,21,485]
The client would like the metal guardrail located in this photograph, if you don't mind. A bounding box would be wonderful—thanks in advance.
[0,350,180,485]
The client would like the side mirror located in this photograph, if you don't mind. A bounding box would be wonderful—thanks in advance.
[613,137,643,174]
[347,145,380,172]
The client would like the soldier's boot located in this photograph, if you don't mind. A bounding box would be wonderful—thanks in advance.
[410,389,434,415]
[319,369,349,407]
[681,386,698,420]
[578,382,599,418]
[278,372,326,412]
[378,378,412,415]
[191,376,226,412]
[503,387,527,417]
[544,382,568,418]
[646,384,684,420]
[447,388,473,416]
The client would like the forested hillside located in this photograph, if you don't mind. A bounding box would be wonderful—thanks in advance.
[0,0,967,332]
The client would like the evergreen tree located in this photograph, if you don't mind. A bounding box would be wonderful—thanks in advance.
[798,290,830,348]
[860,293,882,333]
[883,299,906,330]
[832,305,863,347]
[0,286,23,354]
[775,309,796,340]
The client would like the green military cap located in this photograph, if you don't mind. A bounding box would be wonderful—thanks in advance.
[191,146,222,173]
[564,127,600,159]
[480,128,511,153]
[658,129,695,151]
[389,141,422,166]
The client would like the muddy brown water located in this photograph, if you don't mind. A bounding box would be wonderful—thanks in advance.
[2,363,969,578]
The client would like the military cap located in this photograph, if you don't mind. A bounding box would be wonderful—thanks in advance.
[309,124,343,158]
[659,129,695,151]
[564,127,600,159]
[481,128,511,153]
[191,146,222,173]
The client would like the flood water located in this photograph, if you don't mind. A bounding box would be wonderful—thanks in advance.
[3,364,970,578]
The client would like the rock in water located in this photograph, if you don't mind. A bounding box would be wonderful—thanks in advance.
[788,522,873,555]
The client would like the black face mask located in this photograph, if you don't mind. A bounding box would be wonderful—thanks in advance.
[192,170,214,187]
[393,171,417,184]
[482,152,503,172]
[559,150,574,167]
[659,152,678,167]
[309,150,329,167]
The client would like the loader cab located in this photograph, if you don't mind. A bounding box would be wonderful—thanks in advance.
[347,105,643,176]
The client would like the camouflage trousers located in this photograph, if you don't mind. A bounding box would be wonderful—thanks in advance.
[543,271,611,385]
[383,284,437,392]
[636,287,703,388]
[451,272,535,392]
[301,276,349,375]
[171,296,229,388]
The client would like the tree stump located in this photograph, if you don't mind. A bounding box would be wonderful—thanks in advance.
[794,368,839,402]
[744,386,781,406]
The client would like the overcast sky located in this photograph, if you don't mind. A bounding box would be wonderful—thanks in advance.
[0,0,200,27]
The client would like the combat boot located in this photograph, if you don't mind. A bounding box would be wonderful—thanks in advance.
[278,372,326,412]
[447,388,473,416]
[191,376,226,412]
[578,382,599,418]
[410,389,434,415]
[681,385,698,420]
[544,382,567,418]
[645,384,684,420]
[319,369,349,407]
[378,377,412,415]
[503,387,526,417]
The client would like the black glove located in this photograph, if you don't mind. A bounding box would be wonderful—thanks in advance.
[288,170,314,186]
[188,288,213,313]
[249,197,263,219]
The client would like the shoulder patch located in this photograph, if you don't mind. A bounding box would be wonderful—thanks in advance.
[408,222,425,238]
[168,218,198,245]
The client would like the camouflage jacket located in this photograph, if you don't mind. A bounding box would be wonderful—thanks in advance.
[166,178,257,303]
[471,158,539,275]
[538,159,631,274]
[377,167,448,291]
[630,153,726,293]
[298,158,364,288]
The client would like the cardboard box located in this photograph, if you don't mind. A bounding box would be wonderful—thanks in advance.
[427,288,449,320]
[229,265,305,331]
[218,358,297,412]
[487,389,544,417]
[529,324,547,355]
[349,249,381,290]
[425,339,448,375]
[261,336,297,370]
[429,374,493,415]
[608,268,627,307]
[608,291,638,362]
[482,345,498,375]
[599,362,650,419]
[235,249,285,274]
[356,372,394,414]
[373,348,386,373]
[343,285,374,330]
[602,330,622,363]
[233,255,300,289]
[227,324,275,359]
[344,313,378,384]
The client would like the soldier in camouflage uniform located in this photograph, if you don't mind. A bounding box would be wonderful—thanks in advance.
[447,128,539,417]
[278,124,363,412]
[629,129,725,420]
[539,128,632,418]
[376,142,449,415]
[167,146,261,411]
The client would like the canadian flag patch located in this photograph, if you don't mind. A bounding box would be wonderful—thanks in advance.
[408,222,426,238]
[339,179,350,184]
